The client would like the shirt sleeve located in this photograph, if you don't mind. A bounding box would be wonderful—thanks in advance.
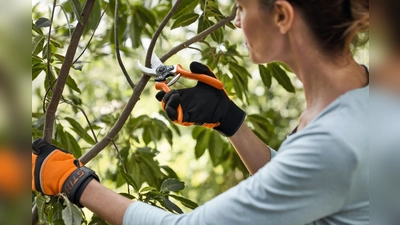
[123,130,357,225]
[269,146,277,159]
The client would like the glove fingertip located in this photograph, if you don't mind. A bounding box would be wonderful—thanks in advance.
[166,107,178,121]
[190,61,215,77]
[165,92,181,109]
[156,91,166,102]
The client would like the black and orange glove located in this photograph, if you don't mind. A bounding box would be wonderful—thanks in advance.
[32,138,99,207]
[156,62,246,137]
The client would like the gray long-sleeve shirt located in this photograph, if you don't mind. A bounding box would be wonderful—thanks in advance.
[123,86,369,225]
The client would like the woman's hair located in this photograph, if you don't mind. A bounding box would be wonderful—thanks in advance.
[260,0,369,55]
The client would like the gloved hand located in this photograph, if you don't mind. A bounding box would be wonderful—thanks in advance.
[31,138,99,207]
[156,62,246,137]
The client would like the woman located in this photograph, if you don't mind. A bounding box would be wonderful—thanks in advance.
[32,0,369,224]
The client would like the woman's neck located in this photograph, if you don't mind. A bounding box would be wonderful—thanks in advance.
[286,51,368,131]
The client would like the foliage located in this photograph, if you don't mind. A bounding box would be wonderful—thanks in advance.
[32,0,301,224]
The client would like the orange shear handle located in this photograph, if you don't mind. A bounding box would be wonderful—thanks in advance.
[155,82,184,123]
[175,64,224,90]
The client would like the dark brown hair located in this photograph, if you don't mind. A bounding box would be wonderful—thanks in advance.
[260,0,369,54]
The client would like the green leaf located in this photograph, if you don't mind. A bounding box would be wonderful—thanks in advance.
[129,9,143,48]
[50,199,64,224]
[62,200,82,225]
[173,0,199,19]
[269,63,295,93]
[54,67,81,93]
[119,192,136,200]
[64,131,82,158]
[69,0,83,25]
[211,27,223,43]
[229,62,250,101]
[279,62,293,73]
[118,167,139,191]
[65,117,95,145]
[171,13,199,29]
[32,62,45,80]
[36,195,47,223]
[84,0,101,33]
[208,131,223,166]
[259,65,272,89]
[140,186,157,193]
[32,21,43,34]
[89,214,108,225]
[32,35,45,54]
[160,178,185,193]
[35,17,51,28]
[160,196,183,214]
[50,39,64,49]
[169,194,199,209]
[136,5,157,27]
[194,129,210,159]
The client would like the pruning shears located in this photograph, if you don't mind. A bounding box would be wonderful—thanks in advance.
[137,54,224,93]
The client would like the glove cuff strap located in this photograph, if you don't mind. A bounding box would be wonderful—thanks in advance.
[214,101,246,137]
[62,166,100,208]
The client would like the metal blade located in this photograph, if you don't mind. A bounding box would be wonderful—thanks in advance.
[151,53,164,69]
[137,60,156,75]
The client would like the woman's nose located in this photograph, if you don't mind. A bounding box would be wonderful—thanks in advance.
[234,15,241,28]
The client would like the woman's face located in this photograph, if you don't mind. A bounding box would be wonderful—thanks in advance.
[235,0,283,63]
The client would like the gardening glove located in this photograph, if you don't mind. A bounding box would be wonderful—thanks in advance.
[32,138,99,207]
[156,61,246,137]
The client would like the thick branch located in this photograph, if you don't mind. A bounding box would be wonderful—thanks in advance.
[160,5,237,62]
[43,0,96,142]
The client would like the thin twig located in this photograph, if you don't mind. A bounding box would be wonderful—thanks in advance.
[114,0,135,89]
[56,4,72,38]
[199,40,217,63]
[46,0,57,89]
[73,4,109,65]
[42,77,58,113]
[187,46,203,53]
[60,97,98,143]
[79,3,236,164]
[111,139,130,194]
[160,5,237,62]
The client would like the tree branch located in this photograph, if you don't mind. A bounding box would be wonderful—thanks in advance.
[34,1,96,224]
[160,5,237,62]
[43,0,96,143]
[145,0,183,66]
[115,0,135,89]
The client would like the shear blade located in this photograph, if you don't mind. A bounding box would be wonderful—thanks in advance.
[151,53,164,69]
[137,60,156,75]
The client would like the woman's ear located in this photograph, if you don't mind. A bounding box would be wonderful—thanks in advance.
[273,1,295,34]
